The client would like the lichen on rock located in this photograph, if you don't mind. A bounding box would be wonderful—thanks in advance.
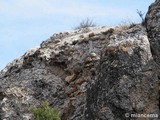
[0,2,160,119]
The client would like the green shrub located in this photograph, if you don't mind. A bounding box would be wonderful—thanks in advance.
[30,101,60,120]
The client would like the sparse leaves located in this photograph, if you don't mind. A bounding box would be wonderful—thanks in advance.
[137,9,145,26]
[137,9,145,21]
[74,18,96,30]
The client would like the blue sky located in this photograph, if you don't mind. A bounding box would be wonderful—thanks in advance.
[0,0,154,70]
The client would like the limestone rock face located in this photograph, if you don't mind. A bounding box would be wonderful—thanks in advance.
[85,26,159,119]
[0,23,159,119]
[145,0,160,66]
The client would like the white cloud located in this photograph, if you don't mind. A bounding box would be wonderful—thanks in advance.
[0,0,132,19]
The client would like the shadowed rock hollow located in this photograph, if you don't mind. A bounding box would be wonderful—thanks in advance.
[0,1,160,120]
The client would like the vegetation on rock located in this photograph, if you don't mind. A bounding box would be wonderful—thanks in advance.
[30,101,60,120]
[74,18,96,30]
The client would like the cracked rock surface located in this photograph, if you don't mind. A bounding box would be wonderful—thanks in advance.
[145,0,160,67]
[0,14,159,120]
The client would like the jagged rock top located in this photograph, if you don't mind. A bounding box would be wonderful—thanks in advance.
[0,24,149,77]
[0,26,111,76]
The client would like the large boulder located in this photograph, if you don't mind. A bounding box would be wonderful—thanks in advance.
[0,26,121,120]
[145,0,160,66]
[85,25,159,119]
[0,15,159,120]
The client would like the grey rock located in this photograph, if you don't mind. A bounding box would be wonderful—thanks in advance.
[145,0,160,66]
[0,19,159,120]
[85,25,159,119]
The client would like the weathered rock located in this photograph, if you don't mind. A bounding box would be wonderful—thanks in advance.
[145,0,160,66]
[0,20,159,120]
[65,74,76,83]
[76,77,86,85]
[88,32,95,37]
[0,26,112,120]
[85,25,159,120]
[99,35,106,41]
[145,1,160,118]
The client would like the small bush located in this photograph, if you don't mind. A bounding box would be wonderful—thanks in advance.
[30,101,60,120]
[74,18,96,30]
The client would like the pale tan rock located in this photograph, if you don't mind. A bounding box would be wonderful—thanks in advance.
[66,86,78,95]
[65,74,76,83]
[76,78,86,85]
[99,35,106,41]
[89,32,95,37]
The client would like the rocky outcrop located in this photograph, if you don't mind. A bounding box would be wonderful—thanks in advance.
[85,26,159,119]
[145,0,160,66]
[0,2,160,118]
[145,1,160,118]
[1,23,159,120]
[0,26,120,120]
[145,1,160,105]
